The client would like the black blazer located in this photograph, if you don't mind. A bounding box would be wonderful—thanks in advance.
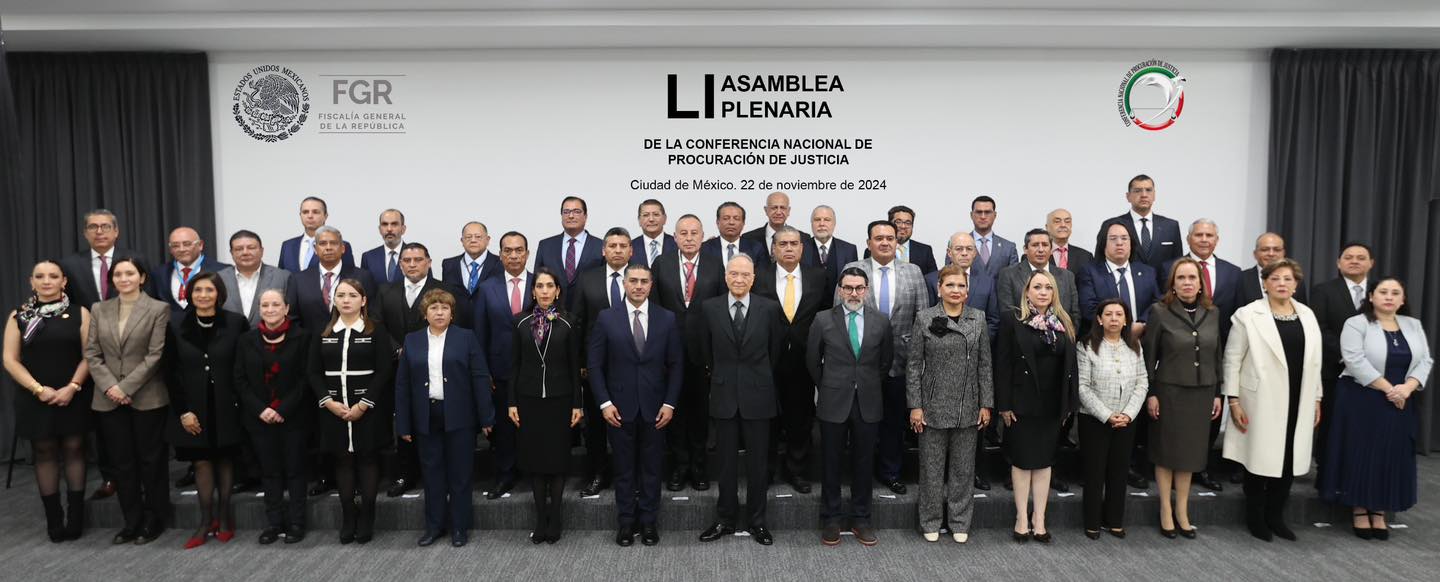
[697,294,786,420]
[534,231,604,310]
[233,325,313,429]
[374,276,473,348]
[1050,244,1095,281]
[993,314,1078,417]
[59,249,157,308]
[741,226,813,265]
[440,252,503,299]
[509,311,583,407]
[700,236,765,267]
[805,236,860,292]
[292,263,376,332]
[571,264,628,359]
[867,239,939,275]
[649,251,725,365]
[1238,265,1311,306]
[165,310,250,449]
[1311,276,1373,381]
[752,263,832,363]
[1094,213,1183,273]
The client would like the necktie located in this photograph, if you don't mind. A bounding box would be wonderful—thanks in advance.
[898,244,908,262]
[178,266,193,302]
[302,238,314,270]
[1140,218,1152,253]
[98,254,110,298]
[510,277,523,315]
[1352,284,1365,310]
[1056,246,1069,269]
[819,244,829,265]
[406,283,419,307]
[632,309,646,354]
[732,300,746,335]
[979,237,991,266]
[322,272,334,308]
[649,240,659,265]
[848,310,861,359]
[1116,267,1132,317]
[1200,260,1213,299]
[565,238,578,283]
[468,261,480,294]
[610,272,622,307]
[683,261,696,305]
[387,250,398,283]
[879,266,891,316]
[782,273,797,322]
[727,243,736,262]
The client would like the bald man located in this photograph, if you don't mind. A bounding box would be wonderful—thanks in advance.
[741,191,812,264]
[157,226,230,315]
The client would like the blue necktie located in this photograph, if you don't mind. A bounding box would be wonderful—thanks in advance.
[301,238,314,270]
[467,262,479,294]
[610,273,622,307]
[386,250,398,283]
[879,266,891,317]
[1116,267,1133,316]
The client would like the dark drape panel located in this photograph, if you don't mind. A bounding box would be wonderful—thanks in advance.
[1,52,214,463]
[1268,49,1440,451]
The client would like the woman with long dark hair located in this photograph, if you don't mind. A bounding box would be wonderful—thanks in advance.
[1076,298,1146,539]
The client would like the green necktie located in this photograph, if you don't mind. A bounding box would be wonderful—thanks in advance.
[848,310,861,359]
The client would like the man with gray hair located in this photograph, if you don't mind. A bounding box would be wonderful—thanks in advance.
[360,208,408,285]
[806,205,859,292]
[742,191,812,264]
[293,225,375,332]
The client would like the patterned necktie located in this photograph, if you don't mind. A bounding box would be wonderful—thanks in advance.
[683,260,696,305]
[1116,267,1132,316]
[468,261,480,294]
[732,300,746,335]
[848,310,861,359]
[649,240,659,265]
[387,250,398,283]
[178,266,192,302]
[979,237,991,266]
[322,272,334,308]
[1056,246,1068,269]
[727,243,736,262]
[610,272,622,306]
[1200,260,1213,299]
[898,244,908,262]
[783,273,797,322]
[1352,284,1365,310]
[98,254,110,298]
[565,238,578,283]
[510,277,523,315]
[632,309,646,354]
[819,244,829,265]
[879,266,891,316]
[1140,218,1153,253]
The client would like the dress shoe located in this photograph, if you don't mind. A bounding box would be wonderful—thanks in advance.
[882,479,907,495]
[1195,471,1223,492]
[231,477,261,494]
[640,524,659,546]
[616,525,635,547]
[112,528,138,545]
[749,526,774,546]
[690,471,710,491]
[386,478,414,498]
[283,525,306,544]
[921,531,940,543]
[1108,527,1128,539]
[1160,524,1177,539]
[698,522,735,542]
[851,525,878,546]
[308,480,334,497]
[486,479,515,500]
[786,475,813,494]
[258,527,282,545]
[451,531,468,547]
[90,481,117,500]
[822,523,842,546]
[1085,529,1101,540]
[1178,526,1197,539]
[1033,531,1052,544]
[1012,530,1032,543]
[417,530,446,546]
[1126,469,1150,490]
[175,467,196,488]
[1267,518,1297,541]
[1369,512,1390,541]
[530,531,546,544]
[133,525,164,545]
[580,474,611,497]
[973,474,991,491]
[665,472,686,492]
[1050,476,1069,493]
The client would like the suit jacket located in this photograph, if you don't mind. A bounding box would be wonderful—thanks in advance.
[218,264,296,326]
[165,310,249,448]
[867,239,938,275]
[1160,255,1243,340]
[571,264,630,358]
[972,233,1019,281]
[440,252,503,299]
[1077,260,1161,325]
[925,268,1001,338]
[154,255,231,315]
[534,231,604,310]
[806,236,860,292]
[630,234,678,268]
[360,244,406,286]
[84,295,171,412]
[278,235,354,273]
[700,236,765,267]
[753,263,831,366]
[1221,299,1323,477]
[993,315,1079,417]
[649,251,725,366]
[292,263,376,333]
[375,276,473,349]
[1050,243,1095,281]
[1238,265,1311,307]
[1340,314,1433,388]
[697,294,786,420]
[60,249,157,309]
[474,272,535,382]
[1310,276,1374,383]
[587,303,684,422]
[509,311,583,407]
[905,305,994,428]
[742,225,813,265]
[996,262,1080,320]
[807,305,894,424]
[1094,213,1182,274]
[394,328,494,437]
[837,258,927,377]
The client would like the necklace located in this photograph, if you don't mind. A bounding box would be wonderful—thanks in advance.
[1386,329,1400,347]
[1272,312,1299,322]
[196,318,215,328]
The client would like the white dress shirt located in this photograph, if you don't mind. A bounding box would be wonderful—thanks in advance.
[1106,260,1139,314]
[427,328,447,400]
[235,267,261,318]
[298,234,316,270]
[505,271,530,313]
[845,304,865,339]
[566,230,591,262]
[642,235,664,266]
[679,253,700,307]
[814,237,832,263]
[91,248,114,298]
[170,255,206,308]
[775,263,803,302]
[461,251,487,281]
[319,263,343,304]
[1187,253,1216,295]
[605,264,626,307]
[719,236,744,261]
[870,258,898,313]
[1129,210,1154,241]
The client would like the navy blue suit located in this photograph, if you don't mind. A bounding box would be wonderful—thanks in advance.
[440,252,503,300]
[925,268,1001,339]
[394,329,493,535]
[1077,260,1161,326]
[630,234,678,268]
[278,235,354,273]
[471,272,534,483]
[535,231,603,310]
[154,255,231,315]
[587,303,684,527]
[359,244,405,286]
[806,237,859,293]
[700,236,765,267]
[291,263,375,333]
[1094,214,1183,275]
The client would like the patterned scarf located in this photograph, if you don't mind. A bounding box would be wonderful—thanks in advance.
[1023,301,1066,346]
[530,304,558,348]
[17,294,70,345]
[258,318,291,409]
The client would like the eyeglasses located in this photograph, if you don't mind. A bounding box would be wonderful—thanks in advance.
[168,240,199,250]
[85,223,116,233]
[560,208,585,216]
[840,285,868,294]
[891,219,914,226]
[462,234,489,241]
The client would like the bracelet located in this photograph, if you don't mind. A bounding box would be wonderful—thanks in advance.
[29,383,44,396]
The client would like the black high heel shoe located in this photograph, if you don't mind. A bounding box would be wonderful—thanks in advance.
[1012,529,1033,543]
[1369,512,1389,541]
[1352,510,1373,540]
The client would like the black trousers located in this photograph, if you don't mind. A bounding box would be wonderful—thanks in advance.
[610,416,666,526]
[417,400,476,534]
[249,421,309,528]
[97,406,170,531]
[771,361,815,479]
[1078,415,1135,530]
[580,378,610,478]
[819,400,878,523]
[714,415,770,528]
[876,375,907,482]
[666,362,710,477]
[486,379,517,483]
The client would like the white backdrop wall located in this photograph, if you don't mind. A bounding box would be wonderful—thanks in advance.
[210,49,1269,274]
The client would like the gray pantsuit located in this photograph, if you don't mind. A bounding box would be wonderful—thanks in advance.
[918,427,979,533]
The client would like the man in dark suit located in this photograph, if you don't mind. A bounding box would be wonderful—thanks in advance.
[752,226,831,493]
[696,254,785,546]
[571,227,638,496]
[996,229,1080,318]
[588,263,684,547]
[278,196,355,273]
[440,221,503,301]
[473,231,533,499]
[925,232,999,336]
[1047,208,1094,279]
[701,201,765,266]
[1310,241,1375,482]
[1238,232,1309,306]
[1093,174,1183,274]
[359,209,407,286]
[375,243,470,497]
[292,226,376,333]
[535,196,603,310]
[969,196,1019,280]
[742,192,812,265]
[155,226,230,315]
[807,267,894,546]
[864,205,937,275]
[807,205,860,292]
[218,230,295,326]
[632,198,677,268]
[649,215,726,491]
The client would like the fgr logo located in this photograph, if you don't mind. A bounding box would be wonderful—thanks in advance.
[232,65,310,142]
[1117,60,1186,131]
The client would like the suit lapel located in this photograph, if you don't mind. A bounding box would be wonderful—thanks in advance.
[116,298,150,349]
[1252,308,1286,362]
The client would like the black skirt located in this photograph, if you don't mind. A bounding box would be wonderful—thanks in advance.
[515,395,573,475]
[13,303,91,439]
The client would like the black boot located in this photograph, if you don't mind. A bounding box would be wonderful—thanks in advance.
[42,494,65,543]
[355,498,375,544]
[1245,493,1271,541]
[338,499,357,544]
[64,491,86,541]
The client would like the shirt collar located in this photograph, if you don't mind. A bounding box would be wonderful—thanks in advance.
[843,303,864,316]
[1188,253,1215,266]
[463,252,485,268]
[405,277,427,291]
[606,264,626,279]
[1028,261,1048,272]
[92,248,113,260]
[331,317,365,333]
[568,230,589,245]
[1107,259,1131,272]
[1130,209,1152,222]
[320,263,342,277]
[626,299,650,315]
[175,255,204,272]
[428,326,447,340]
[728,293,750,308]
[644,234,663,247]
[872,257,895,268]
[970,230,991,243]
[777,263,800,277]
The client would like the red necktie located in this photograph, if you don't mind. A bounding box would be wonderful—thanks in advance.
[178,266,193,301]
[1200,261,1213,299]
[683,260,696,305]
[322,272,334,308]
[1056,246,1068,269]
[98,254,110,298]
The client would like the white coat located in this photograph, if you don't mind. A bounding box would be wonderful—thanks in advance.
[1221,299,1323,478]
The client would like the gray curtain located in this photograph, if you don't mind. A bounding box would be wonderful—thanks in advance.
[1267,48,1440,451]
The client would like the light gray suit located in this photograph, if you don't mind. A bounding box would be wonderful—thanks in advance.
[86,295,171,412]
[995,261,1079,320]
[837,258,927,377]
[217,264,295,326]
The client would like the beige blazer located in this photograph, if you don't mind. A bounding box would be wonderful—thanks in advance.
[1221,299,1323,478]
[86,295,171,412]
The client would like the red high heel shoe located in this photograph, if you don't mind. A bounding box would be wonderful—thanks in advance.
[216,519,236,543]
[184,520,220,549]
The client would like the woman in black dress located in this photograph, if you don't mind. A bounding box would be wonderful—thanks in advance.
[234,288,312,544]
[996,270,1078,544]
[309,279,394,544]
[166,272,249,549]
[509,268,583,544]
[3,260,92,542]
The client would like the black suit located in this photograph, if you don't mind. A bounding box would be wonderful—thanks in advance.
[753,263,831,479]
[806,236,860,293]
[697,294,786,527]
[700,236,765,267]
[1310,275,1372,468]
[292,263,376,333]
[60,249,157,309]
[649,251,725,481]
[1094,213,1183,274]
[440,252,503,300]
[867,239,939,275]
[1238,265,1310,307]
[1050,244,1095,282]
[571,264,631,479]
[741,226,813,265]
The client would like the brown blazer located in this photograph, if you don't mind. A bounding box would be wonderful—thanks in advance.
[86,295,171,412]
